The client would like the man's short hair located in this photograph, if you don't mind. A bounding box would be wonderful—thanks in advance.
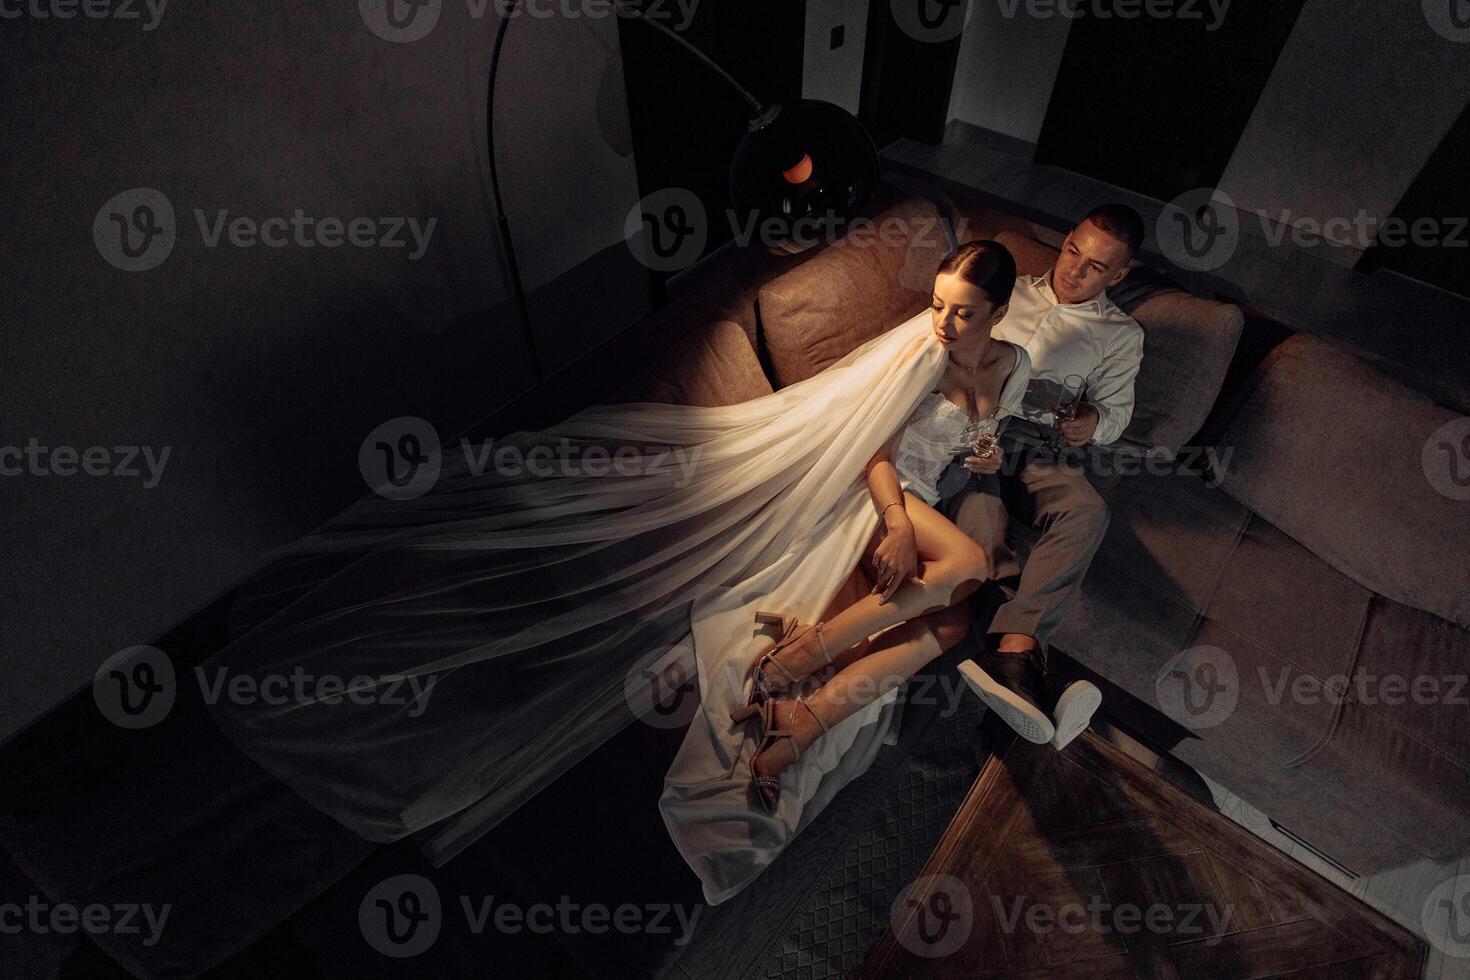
[1080,204,1145,260]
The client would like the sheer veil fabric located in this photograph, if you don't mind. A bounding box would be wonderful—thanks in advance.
[202,308,949,894]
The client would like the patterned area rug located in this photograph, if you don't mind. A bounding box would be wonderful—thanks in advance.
[758,654,991,979]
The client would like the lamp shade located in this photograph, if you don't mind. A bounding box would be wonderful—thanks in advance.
[729,99,881,256]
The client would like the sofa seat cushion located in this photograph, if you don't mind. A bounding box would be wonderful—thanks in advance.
[757,196,951,387]
[1217,333,1470,629]
[1280,595,1470,864]
[1048,471,1369,777]
[608,319,772,408]
[993,231,1243,457]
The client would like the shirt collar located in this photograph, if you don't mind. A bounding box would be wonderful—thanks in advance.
[1038,269,1110,315]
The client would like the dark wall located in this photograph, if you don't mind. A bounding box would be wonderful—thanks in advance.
[617,0,807,262]
[0,5,530,738]
[1035,0,1306,201]
[1359,100,1470,298]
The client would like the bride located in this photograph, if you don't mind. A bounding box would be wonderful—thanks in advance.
[203,239,1028,904]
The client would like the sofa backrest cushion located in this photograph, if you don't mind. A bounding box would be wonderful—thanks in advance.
[609,319,772,408]
[994,231,1244,455]
[756,196,951,387]
[1217,333,1470,629]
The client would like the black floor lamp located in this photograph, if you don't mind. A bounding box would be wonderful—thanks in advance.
[486,0,881,383]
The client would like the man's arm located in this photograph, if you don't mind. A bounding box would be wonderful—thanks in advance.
[1085,321,1144,446]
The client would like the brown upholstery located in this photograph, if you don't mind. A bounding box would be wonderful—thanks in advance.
[756,196,952,387]
[609,319,772,408]
[1218,333,1470,629]
[595,190,1470,874]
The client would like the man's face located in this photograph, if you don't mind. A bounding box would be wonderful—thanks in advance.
[1051,219,1132,305]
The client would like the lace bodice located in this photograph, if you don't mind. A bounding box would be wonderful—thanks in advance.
[890,342,1031,505]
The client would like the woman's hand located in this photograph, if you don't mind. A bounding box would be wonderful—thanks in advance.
[963,448,1003,475]
[871,510,921,604]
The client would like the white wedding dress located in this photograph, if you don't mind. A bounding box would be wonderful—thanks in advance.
[660,339,1029,903]
[201,308,1026,905]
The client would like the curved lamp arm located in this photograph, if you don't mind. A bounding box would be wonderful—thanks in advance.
[486,0,768,383]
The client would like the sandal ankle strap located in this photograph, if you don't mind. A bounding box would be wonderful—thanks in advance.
[796,695,829,737]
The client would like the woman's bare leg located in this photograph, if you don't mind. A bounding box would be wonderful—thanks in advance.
[756,490,988,690]
[751,602,972,782]
[751,494,986,782]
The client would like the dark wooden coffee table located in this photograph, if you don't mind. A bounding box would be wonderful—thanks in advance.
[859,727,1426,979]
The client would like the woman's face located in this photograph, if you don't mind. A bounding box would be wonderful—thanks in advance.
[931,272,1007,352]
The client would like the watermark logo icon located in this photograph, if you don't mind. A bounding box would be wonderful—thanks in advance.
[1424,0,1470,42]
[890,0,974,43]
[1422,417,1470,501]
[360,416,442,500]
[93,645,176,729]
[625,640,700,729]
[890,873,973,958]
[1156,187,1239,272]
[1155,645,1238,729]
[94,188,175,272]
[360,874,443,958]
[1423,874,1470,958]
[625,188,707,272]
[360,0,441,43]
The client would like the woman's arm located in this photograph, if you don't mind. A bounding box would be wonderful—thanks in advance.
[864,434,919,604]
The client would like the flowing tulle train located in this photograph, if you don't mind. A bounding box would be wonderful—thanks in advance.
[201,309,947,889]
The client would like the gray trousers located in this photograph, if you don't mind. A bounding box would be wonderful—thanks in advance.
[936,420,1110,656]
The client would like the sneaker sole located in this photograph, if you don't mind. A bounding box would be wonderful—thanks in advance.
[1050,680,1101,750]
[958,660,1055,744]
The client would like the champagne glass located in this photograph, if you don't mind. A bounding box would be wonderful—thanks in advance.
[957,413,1002,460]
[1052,374,1085,448]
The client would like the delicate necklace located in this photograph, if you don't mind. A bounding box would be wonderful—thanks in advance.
[948,339,993,418]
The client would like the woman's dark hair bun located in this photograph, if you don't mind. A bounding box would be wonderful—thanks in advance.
[935,239,1017,309]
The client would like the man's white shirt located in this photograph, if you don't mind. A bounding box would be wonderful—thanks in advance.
[991,272,1144,446]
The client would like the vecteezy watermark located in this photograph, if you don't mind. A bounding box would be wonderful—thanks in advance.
[1156,186,1469,272]
[92,645,441,730]
[890,0,975,44]
[994,0,1231,31]
[624,186,973,272]
[1423,873,1470,959]
[1155,645,1238,729]
[625,640,700,730]
[890,874,973,958]
[359,0,701,44]
[94,189,437,272]
[1156,187,1241,273]
[0,439,171,488]
[94,645,177,729]
[194,666,440,717]
[0,0,168,30]
[0,896,172,948]
[1423,417,1470,501]
[1255,209,1469,252]
[993,896,1235,945]
[358,874,702,958]
[359,416,705,500]
[1423,0,1470,43]
[1258,668,1469,708]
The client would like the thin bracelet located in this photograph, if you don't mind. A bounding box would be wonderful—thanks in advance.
[880,500,904,519]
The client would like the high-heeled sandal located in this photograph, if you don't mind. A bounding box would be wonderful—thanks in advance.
[729,610,833,725]
[749,694,830,814]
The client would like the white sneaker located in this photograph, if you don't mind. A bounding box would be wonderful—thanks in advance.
[958,658,1055,744]
[1049,680,1102,750]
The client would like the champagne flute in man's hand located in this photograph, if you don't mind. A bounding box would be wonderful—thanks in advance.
[1052,374,1086,446]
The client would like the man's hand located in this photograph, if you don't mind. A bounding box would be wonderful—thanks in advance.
[1058,403,1099,447]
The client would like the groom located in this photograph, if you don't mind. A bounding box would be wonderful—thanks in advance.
[940,204,1146,749]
